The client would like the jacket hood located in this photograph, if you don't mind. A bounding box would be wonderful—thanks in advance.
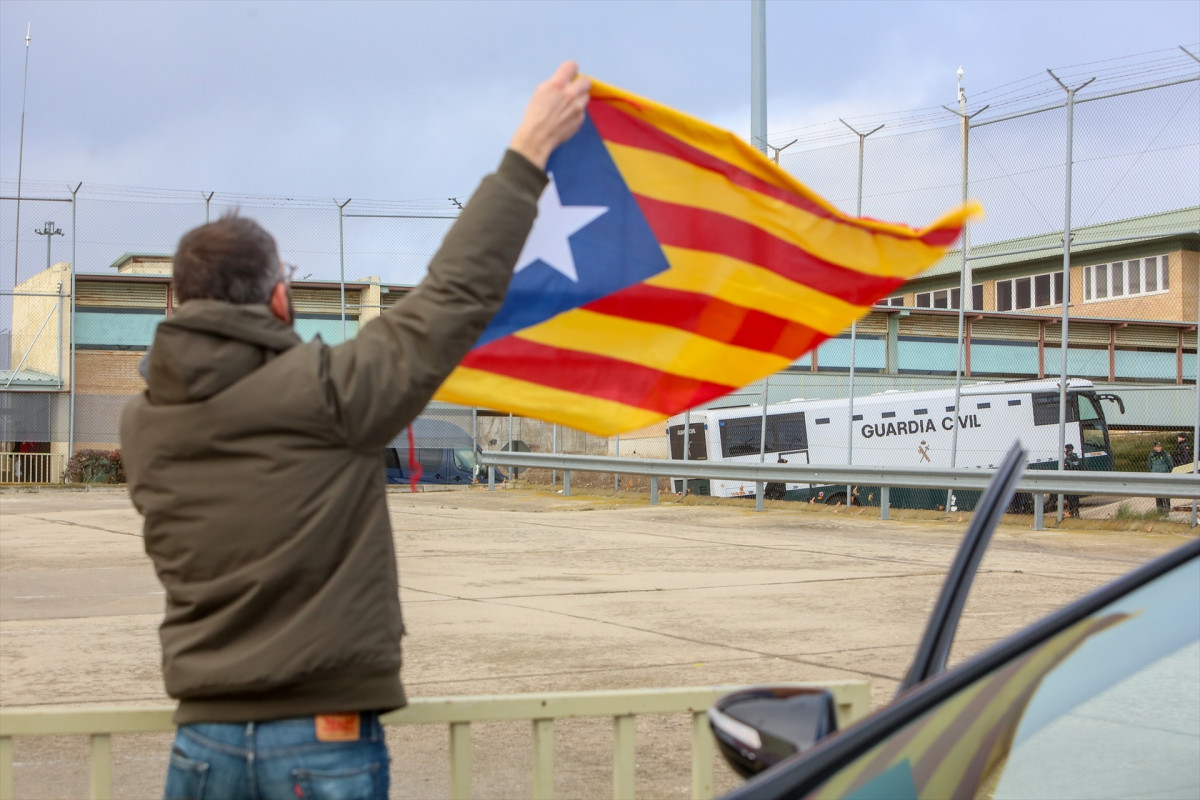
[145,300,302,404]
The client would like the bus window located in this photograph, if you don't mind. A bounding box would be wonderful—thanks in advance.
[719,412,807,457]
[720,417,766,457]
[767,412,807,453]
[1032,392,1079,426]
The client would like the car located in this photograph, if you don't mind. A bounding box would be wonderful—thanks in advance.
[709,442,1200,799]
[383,418,505,486]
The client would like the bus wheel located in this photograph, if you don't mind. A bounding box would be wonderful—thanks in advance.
[765,482,786,500]
[824,492,848,507]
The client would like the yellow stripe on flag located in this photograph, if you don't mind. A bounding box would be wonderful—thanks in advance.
[607,143,953,276]
[590,77,982,243]
[513,308,794,386]
[651,246,872,337]
[435,367,665,434]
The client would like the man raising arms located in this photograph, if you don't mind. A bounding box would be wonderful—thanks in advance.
[121,62,590,800]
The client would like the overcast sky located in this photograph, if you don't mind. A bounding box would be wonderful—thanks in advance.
[2,0,1197,203]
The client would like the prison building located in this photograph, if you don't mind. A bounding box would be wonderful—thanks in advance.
[2,206,1197,480]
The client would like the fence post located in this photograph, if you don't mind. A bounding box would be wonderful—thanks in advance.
[1048,69,1095,524]
[336,199,351,342]
[840,119,884,515]
[943,74,989,513]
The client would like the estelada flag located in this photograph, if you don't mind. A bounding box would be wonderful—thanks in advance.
[434,78,982,436]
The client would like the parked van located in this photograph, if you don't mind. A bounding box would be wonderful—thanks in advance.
[384,418,499,486]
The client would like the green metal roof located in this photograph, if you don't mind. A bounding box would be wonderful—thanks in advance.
[923,206,1200,279]
[0,368,62,389]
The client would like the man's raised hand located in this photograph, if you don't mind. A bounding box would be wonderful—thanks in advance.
[509,61,592,169]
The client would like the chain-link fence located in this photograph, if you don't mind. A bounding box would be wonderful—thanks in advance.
[1,49,1197,503]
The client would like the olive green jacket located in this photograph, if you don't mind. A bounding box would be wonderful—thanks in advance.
[121,151,546,723]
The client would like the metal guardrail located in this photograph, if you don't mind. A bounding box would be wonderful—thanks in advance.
[478,451,1200,500]
[0,683,870,800]
[478,450,1200,529]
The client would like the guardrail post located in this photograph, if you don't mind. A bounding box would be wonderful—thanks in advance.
[488,465,496,491]
[755,481,764,512]
[449,721,471,800]
[532,719,554,800]
[690,710,715,800]
[650,477,659,505]
[880,486,890,520]
[1034,497,1044,530]
[1,735,14,800]
[613,714,635,800]
[563,470,571,496]
[89,734,111,800]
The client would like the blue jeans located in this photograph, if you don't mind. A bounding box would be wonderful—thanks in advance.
[164,713,390,800]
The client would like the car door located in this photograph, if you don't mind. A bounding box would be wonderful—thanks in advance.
[722,538,1200,800]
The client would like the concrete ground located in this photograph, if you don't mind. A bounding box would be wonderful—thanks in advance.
[1,485,1194,799]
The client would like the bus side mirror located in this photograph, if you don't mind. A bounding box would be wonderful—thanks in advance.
[708,687,838,778]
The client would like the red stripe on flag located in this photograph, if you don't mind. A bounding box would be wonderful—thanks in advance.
[589,99,963,249]
[635,195,908,305]
[584,284,830,359]
[460,337,736,414]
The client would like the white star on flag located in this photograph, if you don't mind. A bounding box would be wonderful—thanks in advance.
[514,173,608,283]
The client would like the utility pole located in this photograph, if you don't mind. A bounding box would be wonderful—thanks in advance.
[35,221,64,271]
[750,0,767,154]
[13,23,32,287]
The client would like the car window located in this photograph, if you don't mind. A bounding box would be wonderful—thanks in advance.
[453,448,474,473]
[805,557,1200,800]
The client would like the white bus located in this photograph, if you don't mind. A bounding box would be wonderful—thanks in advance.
[666,378,1123,510]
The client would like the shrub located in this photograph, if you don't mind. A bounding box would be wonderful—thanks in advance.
[63,449,126,484]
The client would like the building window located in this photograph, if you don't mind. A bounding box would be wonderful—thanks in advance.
[996,272,1063,312]
[877,296,905,307]
[1083,255,1169,302]
[913,285,983,310]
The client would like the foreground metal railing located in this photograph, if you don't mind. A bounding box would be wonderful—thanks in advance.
[0,683,870,800]
[478,451,1200,527]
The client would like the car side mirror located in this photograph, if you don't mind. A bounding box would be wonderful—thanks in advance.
[708,686,838,778]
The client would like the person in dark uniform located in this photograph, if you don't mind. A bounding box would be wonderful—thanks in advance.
[1148,441,1174,516]
[1174,432,1193,469]
[1063,443,1082,518]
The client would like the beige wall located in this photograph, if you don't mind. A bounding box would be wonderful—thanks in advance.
[356,277,383,325]
[10,262,72,385]
[893,247,1197,323]
[1069,250,1195,321]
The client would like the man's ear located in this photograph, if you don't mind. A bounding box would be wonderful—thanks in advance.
[269,282,291,323]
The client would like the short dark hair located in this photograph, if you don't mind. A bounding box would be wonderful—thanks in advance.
[173,212,280,305]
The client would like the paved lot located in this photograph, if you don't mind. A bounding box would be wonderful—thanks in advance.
[1,485,1193,799]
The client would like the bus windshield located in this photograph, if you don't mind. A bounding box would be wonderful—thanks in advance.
[1077,392,1113,468]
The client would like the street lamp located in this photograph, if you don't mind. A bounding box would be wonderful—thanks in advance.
[34,221,63,271]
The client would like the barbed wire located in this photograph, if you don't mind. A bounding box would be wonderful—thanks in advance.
[770,43,1200,147]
